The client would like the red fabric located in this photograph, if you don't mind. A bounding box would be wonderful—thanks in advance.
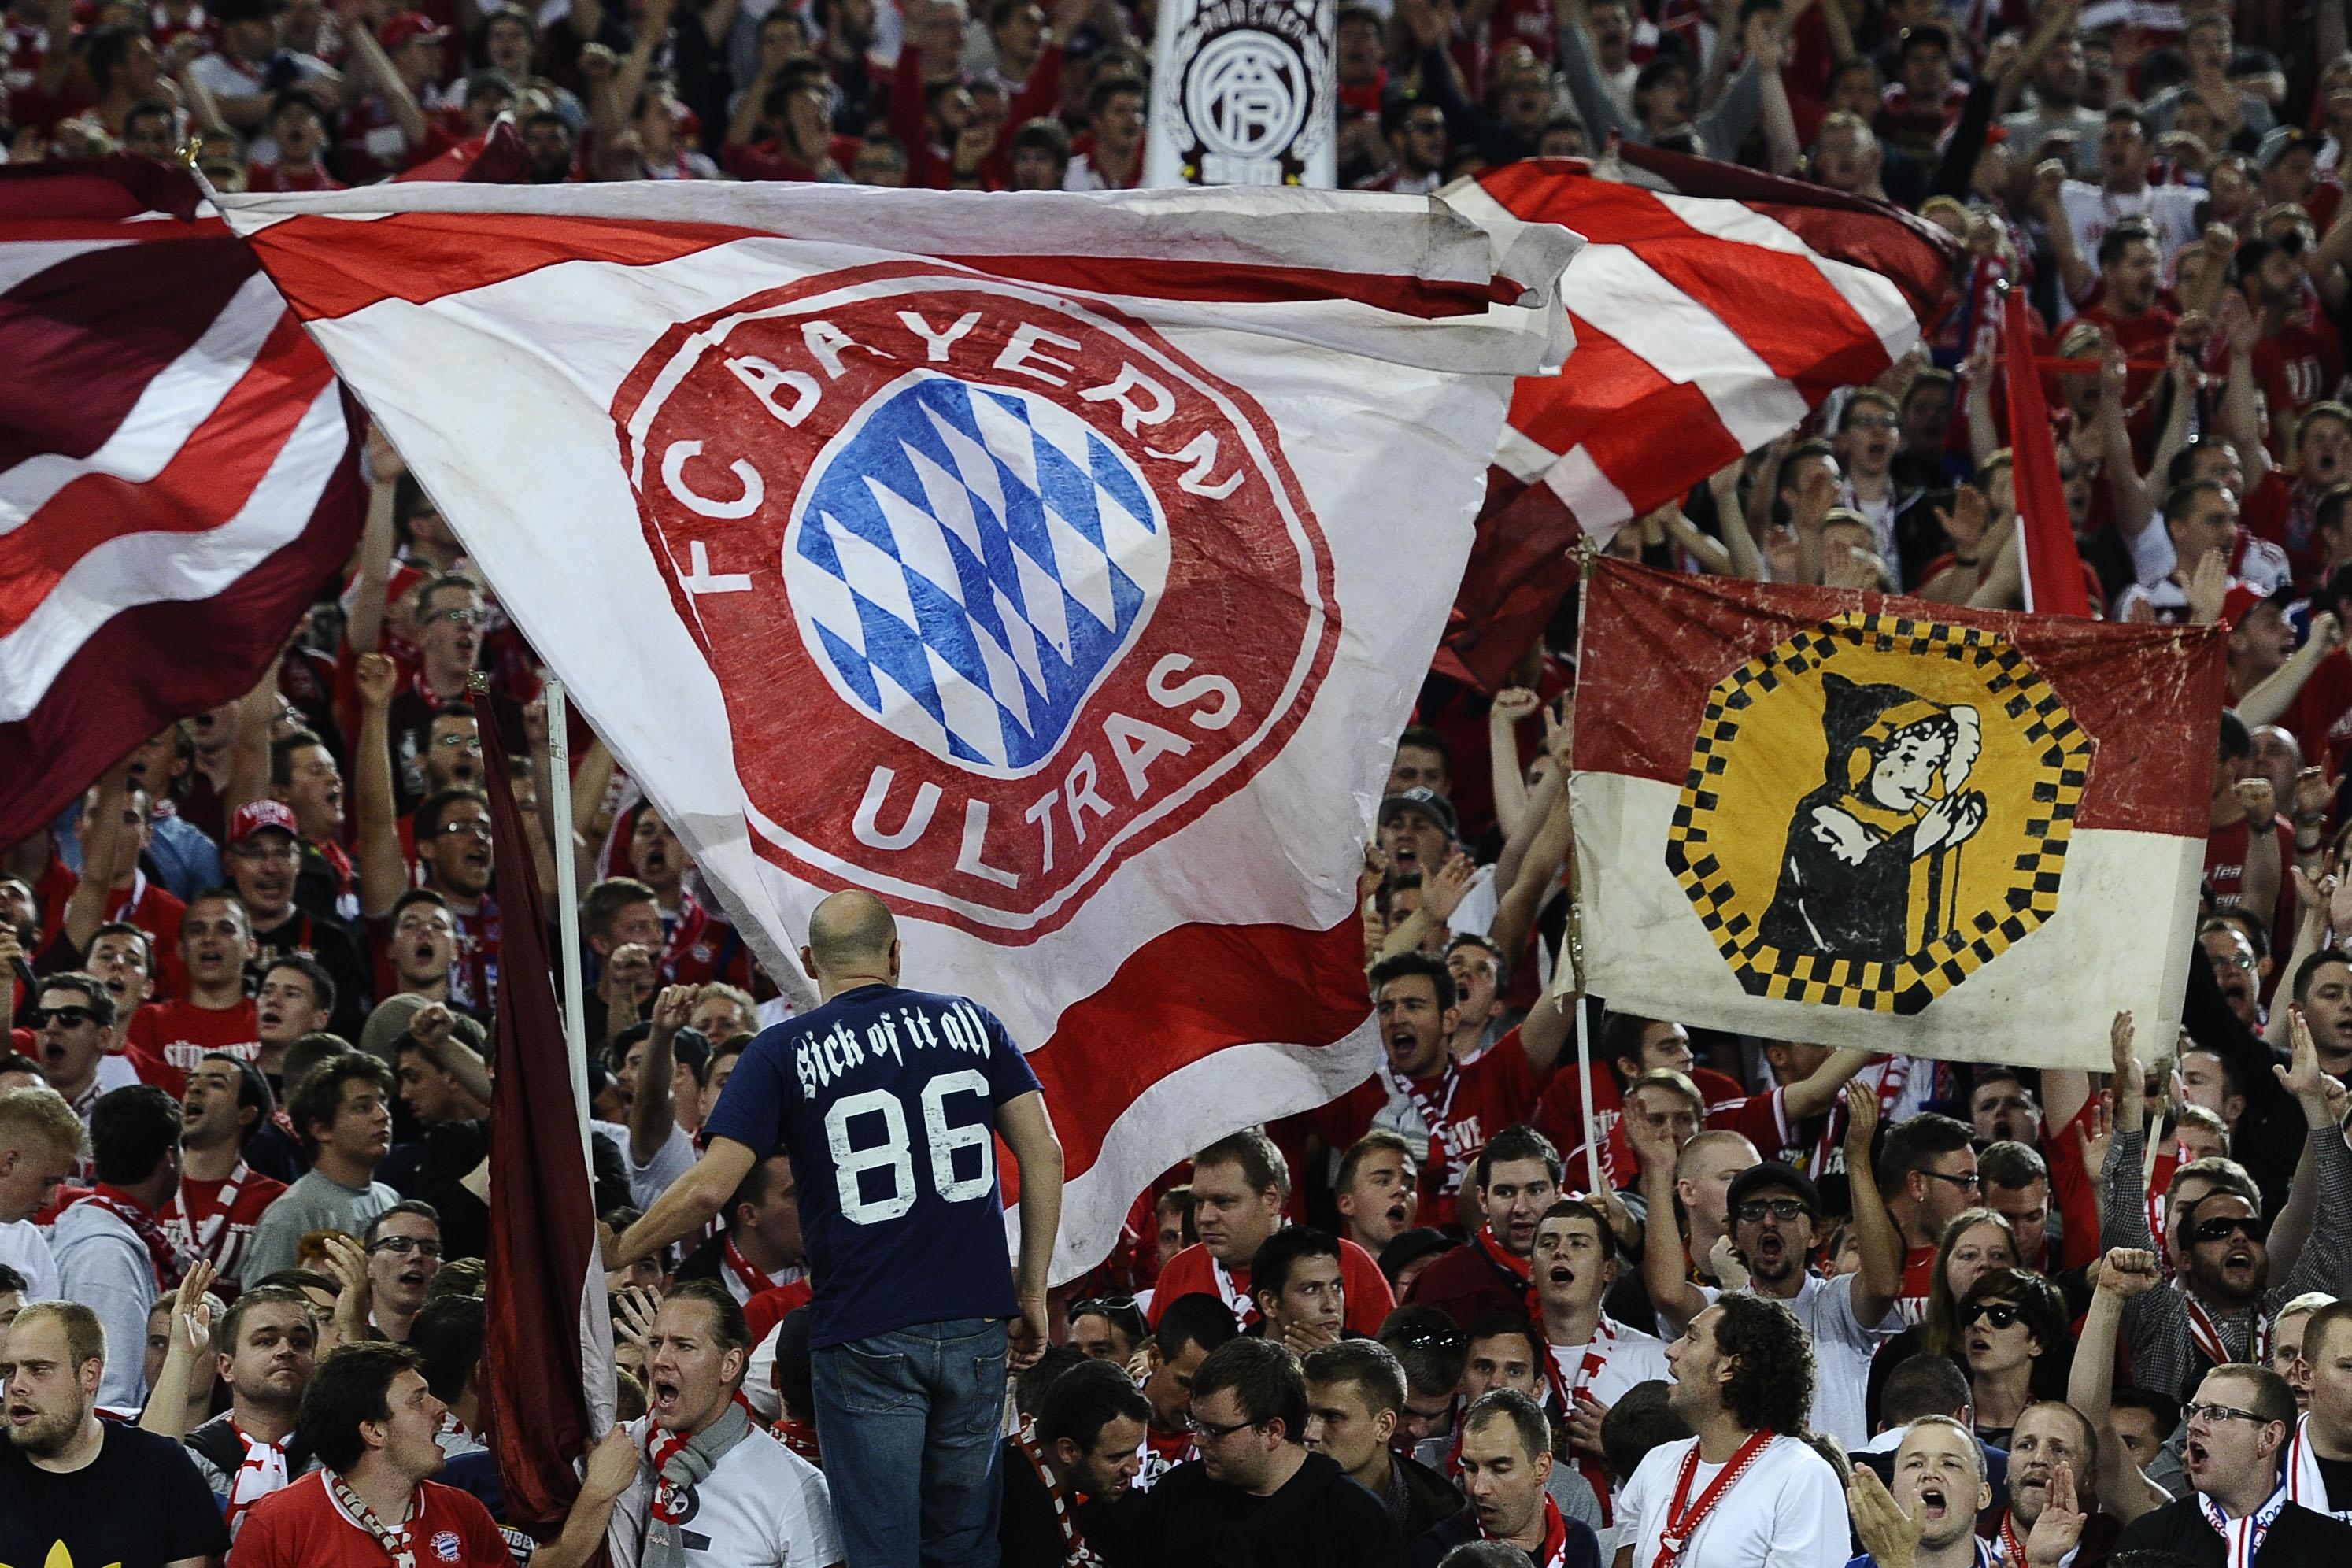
[1146,1237,1394,1335]
[1574,560,2228,837]
[2288,645,2352,778]
[1403,1238,1537,1329]
[166,1163,287,1282]
[745,1277,815,1348]
[2006,287,2093,618]
[721,133,864,182]
[0,158,364,849]
[2203,813,2298,943]
[475,687,605,1532]
[2249,320,2347,456]
[2240,468,2332,590]
[1532,1057,1746,1156]
[97,876,187,999]
[232,1471,511,1568]
[122,997,261,1096]
[2073,301,2179,464]
[245,159,347,194]
[2046,1097,2105,1274]
[1898,1244,1936,1318]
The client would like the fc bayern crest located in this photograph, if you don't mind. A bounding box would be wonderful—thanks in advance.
[615,262,1337,939]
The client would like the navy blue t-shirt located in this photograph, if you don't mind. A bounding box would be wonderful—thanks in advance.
[704,982,1043,1347]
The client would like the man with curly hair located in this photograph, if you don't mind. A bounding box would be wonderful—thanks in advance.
[1614,1294,1849,1566]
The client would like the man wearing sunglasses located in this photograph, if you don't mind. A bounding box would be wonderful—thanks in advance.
[2115,1363,2352,1559]
[2103,1008,2352,1404]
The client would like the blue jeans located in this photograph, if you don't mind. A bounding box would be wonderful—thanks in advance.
[811,1316,1008,1567]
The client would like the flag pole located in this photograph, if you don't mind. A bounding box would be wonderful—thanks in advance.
[1562,538,1603,1199]
[544,675,593,1159]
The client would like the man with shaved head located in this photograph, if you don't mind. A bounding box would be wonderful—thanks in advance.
[610,889,1065,1567]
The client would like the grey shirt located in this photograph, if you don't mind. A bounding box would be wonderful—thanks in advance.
[1555,16,1763,165]
[236,1167,398,1284]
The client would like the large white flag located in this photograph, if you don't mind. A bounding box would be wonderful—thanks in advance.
[218,182,1574,1277]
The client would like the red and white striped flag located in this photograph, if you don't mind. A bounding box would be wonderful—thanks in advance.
[1438,147,1955,688]
[0,157,364,845]
[218,179,1574,1278]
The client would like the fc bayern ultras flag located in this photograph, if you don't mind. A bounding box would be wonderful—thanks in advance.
[0,156,363,845]
[474,682,616,1533]
[1144,0,1334,187]
[1435,148,1956,689]
[1571,558,2224,1069]
[2004,286,2094,618]
[216,179,1574,1278]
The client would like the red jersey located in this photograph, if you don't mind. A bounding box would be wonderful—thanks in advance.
[2252,320,2346,456]
[73,872,188,1000]
[123,997,262,1096]
[2240,468,2332,590]
[2203,813,2297,942]
[720,133,864,182]
[1145,1237,1394,1336]
[1531,1059,1746,1158]
[233,1471,510,1568]
[1308,1034,1548,1230]
[2291,645,2352,778]
[1899,1245,1935,1322]
[2045,1098,2106,1274]
[161,1159,286,1282]
[2075,301,2179,464]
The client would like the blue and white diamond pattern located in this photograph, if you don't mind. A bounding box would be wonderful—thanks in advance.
[783,372,1171,773]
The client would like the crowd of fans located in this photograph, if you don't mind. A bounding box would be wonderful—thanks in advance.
[17,0,2352,1559]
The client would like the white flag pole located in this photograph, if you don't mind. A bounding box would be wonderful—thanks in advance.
[545,675,593,1162]
[1560,539,1602,1199]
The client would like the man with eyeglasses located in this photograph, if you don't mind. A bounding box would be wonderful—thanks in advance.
[1878,1112,1981,1316]
[2116,1363,2352,1559]
[2103,1009,2352,1404]
[1132,1292,1241,1489]
[1137,1336,1408,1566]
[359,1202,442,1344]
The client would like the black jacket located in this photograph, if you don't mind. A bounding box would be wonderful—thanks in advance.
[1138,1451,1408,1568]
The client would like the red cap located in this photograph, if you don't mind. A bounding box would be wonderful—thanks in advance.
[2219,583,2265,632]
[379,11,450,49]
[229,799,301,845]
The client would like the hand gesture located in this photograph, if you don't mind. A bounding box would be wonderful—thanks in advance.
[2029,157,2067,217]
[2203,220,2239,261]
[1982,30,2020,83]
[1424,851,1477,923]
[0,923,24,978]
[2097,1246,2162,1299]
[578,41,617,81]
[1842,1081,1880,1161]
[1934,486,1991,556]
[1795,460,1839,530]
[582,1427,641,1504]
[322,1231,372,1347]
[2025,1463,2087,1566]
[1282,1318,1343,1355]
[1743,11,1784,70]
[1565,1392,1610,1453]
[2280,1006,2333,1116]
[2236,776,2279,826]
[1707,1231,1751,1291]
[2297,766,2336,826]
[408,1001,456,1055]
[2075,1089,2115,1176]
[648,983,696,1041]
[1847,1463,1925,1568]
[1544,693,1576,768]
[2218,291,2259,357]
[2110,1012,2146,1135]
[1491,686,1541,726]
[1622,1101,1680,1174]
[1914,789,1988,854]
[603,943,654,1004]
[2317,612,2345,654]
[171,1259,218,1359]
[1360,841,1389,898]
[355,651,399,711]
[2185,547,2229,625]
[611,1284,660,1350]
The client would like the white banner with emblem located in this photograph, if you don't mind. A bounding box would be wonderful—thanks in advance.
[1145,0,1335,189]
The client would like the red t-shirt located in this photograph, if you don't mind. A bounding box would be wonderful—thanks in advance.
[2241,468,2334,591]
[1308,1034,1549,1230]
[233,1471,510,1568]
[61,874,189,1000]
[123,997,262,1096]
[2045,1098,2106,1275]
[2075,301,2179,465]
[2289,645,2352,778]
[163,1163,288,1283]
[1531,1059,1747,1159]
[2252,320,2347,456]
[1145,1237,1395,1337]
[1899,1244,1936,1322]
[2203,813,2297,942]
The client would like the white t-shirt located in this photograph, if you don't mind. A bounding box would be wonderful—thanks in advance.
[1616,1433,1849,1567]
[2055,181,2202,285]
[1548,1319,1672,1407]
[0,1216,57,1300]
[1696,1274,1896,1448]
[607,1415,841,1568]
[608,1121,697,1211]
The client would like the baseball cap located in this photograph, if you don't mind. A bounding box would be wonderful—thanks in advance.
[2218,583,2267,633]
[379,10,451,48]
[229,799,301,845]
[1725,1160,1822,1216]
[2259,125,2315,173]
[360,992,488,1063]
[1378,786,1460,842]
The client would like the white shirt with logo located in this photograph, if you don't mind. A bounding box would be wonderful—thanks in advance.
[606,1415,841,1568]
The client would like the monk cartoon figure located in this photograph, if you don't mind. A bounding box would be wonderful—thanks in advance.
[1760,671,1989,961]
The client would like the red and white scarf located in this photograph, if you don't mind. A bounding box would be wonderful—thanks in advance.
[2199,1481,2287,1568]
[772,1416,822,1465]
[1655,1430,1777,1568]
[1474,1223,1534,1304]
[330,1469,418,1568]
[1013,1416,1104,1566]
[721,1237,779,1300]
[1543,1317,1618,1526]
[1211,1259,1259,1328]
[2184,1289,2270,1371]
[1382,1060,1465,1194]
[79,1185,183,1290]
[1994,1507,2029,1565]
[162,1159,251,1265]
[2287,1411,2334,1512]
[1485,1494,1573,1568]
[226,1422,294,1537]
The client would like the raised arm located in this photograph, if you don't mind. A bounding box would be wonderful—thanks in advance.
[1842,1088,1903,1326]
[530,1430,643,1568]
[2240,613,2344,729]
[1629,1111,1709,1336]
[2065,1248,2168,1524]
[2278,1008,2352,1299]
[629,985,693,1167]
[62,763,131,955]
[137,1263,216,1441]
[1783,1048,1873,1122]
[335,0,429,150]
[354,653,407,920]
[407,1003,494,1107]
[1488,689,1540,841]
[1492,783,1574,973]
[611,1135,760,1267]
[1707,461,1766,580]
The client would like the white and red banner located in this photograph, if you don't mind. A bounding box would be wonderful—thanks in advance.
[218,179,1574,1277]
[0,157,363,845]
[1438,148,1954,688]
[1571,559,2224,1068]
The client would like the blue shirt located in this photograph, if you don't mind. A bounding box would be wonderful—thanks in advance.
[704,982,1043,1347]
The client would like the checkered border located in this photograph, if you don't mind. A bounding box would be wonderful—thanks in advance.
[1662,611,2091,1015]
